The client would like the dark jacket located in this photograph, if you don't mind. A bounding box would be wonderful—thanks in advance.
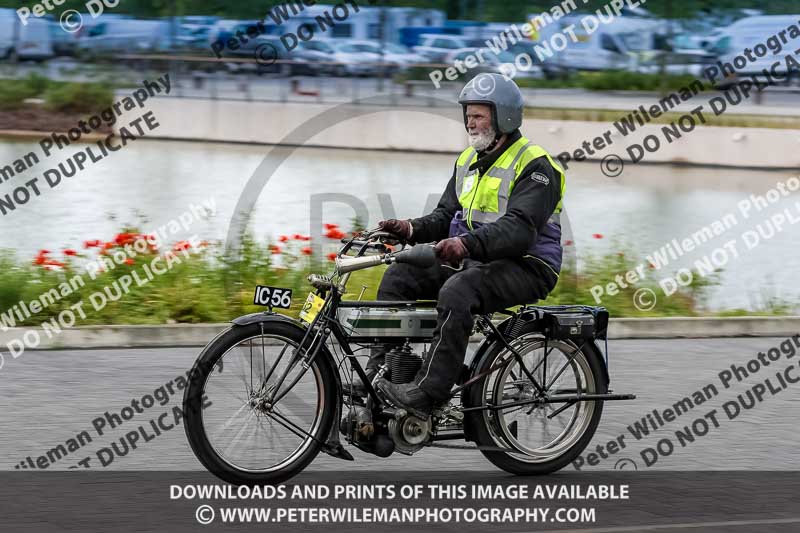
[409,130,563,273]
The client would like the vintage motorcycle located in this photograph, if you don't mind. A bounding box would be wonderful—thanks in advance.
[183,229,635,485]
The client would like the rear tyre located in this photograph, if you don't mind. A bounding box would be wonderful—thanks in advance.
[183,321,338,485]
[465,322,607,475]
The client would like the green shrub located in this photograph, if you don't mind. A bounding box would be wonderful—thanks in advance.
[24,72,50,95]
[576,70,707,92]
[43,81,114,113]
[0,80,39,109]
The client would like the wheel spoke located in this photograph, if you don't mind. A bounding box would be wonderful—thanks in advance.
[197,332,325,474]
[485,339,598,464]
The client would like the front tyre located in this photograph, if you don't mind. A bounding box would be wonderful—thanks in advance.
[183,321,338,485]
[465,323,607,475]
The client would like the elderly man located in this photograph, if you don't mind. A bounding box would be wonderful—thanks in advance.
[371,73,566,418]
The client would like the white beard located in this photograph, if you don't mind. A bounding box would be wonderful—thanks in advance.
[468,128,496,151]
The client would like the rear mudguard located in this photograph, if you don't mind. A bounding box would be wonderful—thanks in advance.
[230,312,352,461]
[460,313,610,443]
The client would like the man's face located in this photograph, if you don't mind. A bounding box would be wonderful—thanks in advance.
[465,104,493,136]
[465,104,496,151]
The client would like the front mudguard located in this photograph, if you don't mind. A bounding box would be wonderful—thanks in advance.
[460,314,610,443]
[230,312,352,461]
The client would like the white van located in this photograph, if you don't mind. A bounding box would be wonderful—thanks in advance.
[0,8,55,61]
[76,17,172,57]
[707,15,800,76]
[532,15,664,71]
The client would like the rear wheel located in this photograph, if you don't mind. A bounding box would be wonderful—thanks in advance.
[465,322,607,474]
[183,321,338,485]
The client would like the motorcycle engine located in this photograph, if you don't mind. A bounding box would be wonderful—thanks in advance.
[388,414,431,455]
[340,405,374,443]
[386,344,423,384]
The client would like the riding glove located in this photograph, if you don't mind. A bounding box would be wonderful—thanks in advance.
[378,219,413,241]
[435,237,468,266]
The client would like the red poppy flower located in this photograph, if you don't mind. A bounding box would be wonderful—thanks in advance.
[63,249,77,256]
[83,240,102,249]
[323,223,339,230]
[325,229,346,240]
[327,252,337,262]
[114,233,137,246]
[564,240,573,246]
[124,258,135,265]
[279,235,289,243]
[103,242,116,250]
[33,250,49,265]
[301,247,312,255]
[43,259,66,268]
[269,245,282,255]
[592,233,604,239]
[172,241,192,252]
[300,235,311,241]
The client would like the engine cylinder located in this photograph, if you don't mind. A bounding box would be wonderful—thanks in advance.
[386,345,423,384]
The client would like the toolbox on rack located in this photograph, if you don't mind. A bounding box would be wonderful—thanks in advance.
[516,305,610,341]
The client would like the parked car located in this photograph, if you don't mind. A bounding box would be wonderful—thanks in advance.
[328,40,382,77]
[0,8,55,61]
[292,40,339,76]
[75,18,172,58]
[505,41,568,79]
[49,20,78,56]
[340,40,426,70]
[442,47,543,80]
[413,34,470,62]
[175,25,211,52]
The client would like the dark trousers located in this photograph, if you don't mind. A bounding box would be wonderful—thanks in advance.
[369,256,558,402]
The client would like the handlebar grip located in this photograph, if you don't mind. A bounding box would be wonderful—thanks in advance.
[392,244,436,268]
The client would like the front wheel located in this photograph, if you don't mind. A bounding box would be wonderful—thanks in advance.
[183,321,338,485]
[465,323,607,475]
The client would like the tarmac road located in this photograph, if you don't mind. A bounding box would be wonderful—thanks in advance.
[2,336,799,473]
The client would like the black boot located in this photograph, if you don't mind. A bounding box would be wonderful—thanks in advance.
[375,378,434,419]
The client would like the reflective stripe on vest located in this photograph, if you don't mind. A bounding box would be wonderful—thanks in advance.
[454,137,566,230]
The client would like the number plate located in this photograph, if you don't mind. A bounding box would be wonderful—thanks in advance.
[299,292,325,324]
[253,285,292,309]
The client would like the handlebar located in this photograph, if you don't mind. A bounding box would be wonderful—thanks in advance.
[334,244,437,275]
